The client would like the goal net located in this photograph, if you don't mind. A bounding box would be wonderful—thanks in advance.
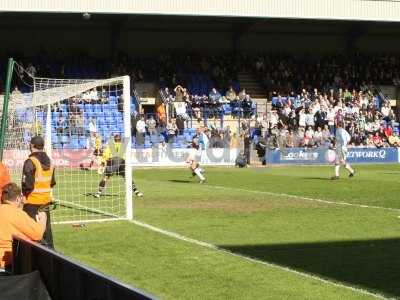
[1,62,133,224]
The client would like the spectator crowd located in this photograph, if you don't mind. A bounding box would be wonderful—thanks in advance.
[3,51,400,150]
[161,85,256,123]
[256,88,399,149]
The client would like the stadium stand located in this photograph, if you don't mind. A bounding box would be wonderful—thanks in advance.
[2,52,400,150]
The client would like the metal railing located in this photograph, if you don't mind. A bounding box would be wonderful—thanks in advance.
[12,236,157,300]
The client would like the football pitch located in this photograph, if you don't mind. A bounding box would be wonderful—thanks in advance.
[53,164,400,299]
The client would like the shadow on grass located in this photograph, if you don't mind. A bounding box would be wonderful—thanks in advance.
[168,179,193,184]
[301,177,332,181]
[221,238,400,298]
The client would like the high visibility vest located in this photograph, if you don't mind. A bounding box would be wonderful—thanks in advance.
[26,157,54,205]
[0,162,11,196]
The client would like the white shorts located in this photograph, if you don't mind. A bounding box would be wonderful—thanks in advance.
[335,146,348,164]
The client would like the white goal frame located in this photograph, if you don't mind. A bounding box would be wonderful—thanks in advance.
[3,73,133,224]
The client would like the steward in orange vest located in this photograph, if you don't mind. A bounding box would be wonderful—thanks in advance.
[0,162,11,196]
[22,136,56,248]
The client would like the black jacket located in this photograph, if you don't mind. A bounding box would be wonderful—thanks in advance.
[22,151,56,197]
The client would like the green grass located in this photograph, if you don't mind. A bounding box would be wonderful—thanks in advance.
[53,164,400,299]
[52,168,126,221]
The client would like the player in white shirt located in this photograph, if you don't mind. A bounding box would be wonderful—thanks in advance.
[331,122,355,180]
[186,139,205,183]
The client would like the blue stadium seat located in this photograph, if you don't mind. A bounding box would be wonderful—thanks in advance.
[149,135,160,144]
[59,104,68,112]
[94,104,102,112]
[116,117,124,126]
[223,104,232,115]
[113,111,123,118]
[79,138,87,149]
[98,130,107,139]
[60,135,69,144]
[84,104,93,112]
[52,133,59,141]
[104,111,113,118]
[86,111,96,118]
[176,136,185,143]
[36,116,44,124]
[110,102,118,110]
[109,96,117,103]
[103,131,112,139]
[36,111,44,119]
[105,116,114,125]
[109,126,119,133]
[97,118,105,126]
[68,138,80,149]
[184,134,192,142]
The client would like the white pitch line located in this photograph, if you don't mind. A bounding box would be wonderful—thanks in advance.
[214,186,400,212]
[130,219,389,300]
[202,184,400,213]
[53,217,127,225]
[141,178,400,213]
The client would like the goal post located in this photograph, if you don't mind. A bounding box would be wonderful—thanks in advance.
[1,60,134,224]
[123,75,133,220]
[0,58,15,160]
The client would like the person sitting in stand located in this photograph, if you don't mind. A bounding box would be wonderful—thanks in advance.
[225,86,237,103]
[372,131,384,148]
[208,88,222,118]
[209,88,222,103]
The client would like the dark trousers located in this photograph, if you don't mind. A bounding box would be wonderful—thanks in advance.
[23,204,54,249]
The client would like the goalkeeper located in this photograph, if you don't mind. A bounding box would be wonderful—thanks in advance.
[94,134,143,198]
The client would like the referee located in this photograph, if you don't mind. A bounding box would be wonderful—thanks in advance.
[22,136,56,248]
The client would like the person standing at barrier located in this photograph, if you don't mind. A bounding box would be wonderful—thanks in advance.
[0,162,11,196]
[331,122,355,180]
[21,136,56,248]
[0,183,46,272]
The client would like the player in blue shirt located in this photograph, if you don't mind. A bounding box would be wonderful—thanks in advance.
[331,122,355,180]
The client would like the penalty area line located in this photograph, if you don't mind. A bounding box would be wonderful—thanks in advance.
[130,219,388,300]
[205,185,400,214]
[139,178,400,213]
